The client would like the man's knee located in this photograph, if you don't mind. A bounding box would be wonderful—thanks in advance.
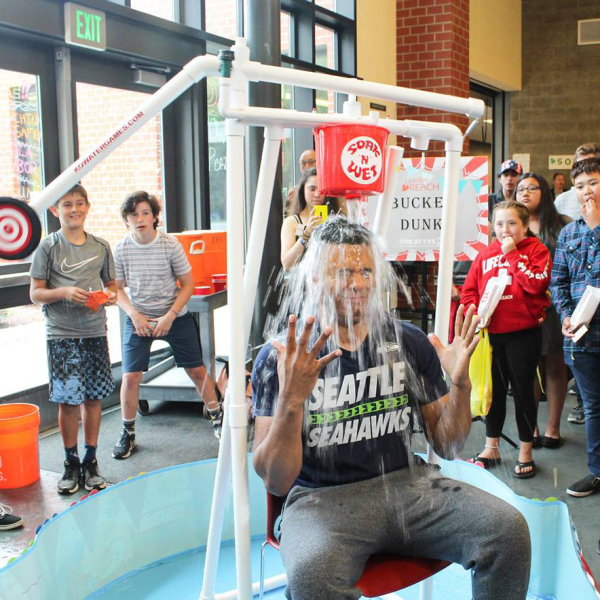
[488,502,531,553]
[283,544,362,597]
[186,366,209,384]
[122,372,143,388]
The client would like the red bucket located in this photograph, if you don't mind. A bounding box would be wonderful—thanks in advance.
[314,124,389,198]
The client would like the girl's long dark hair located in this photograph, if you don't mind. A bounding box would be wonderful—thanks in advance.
[517,172,566,244]
[288,167,344,217]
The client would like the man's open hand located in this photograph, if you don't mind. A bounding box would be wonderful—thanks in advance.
[428,304,480,388]
[271,315,341,409]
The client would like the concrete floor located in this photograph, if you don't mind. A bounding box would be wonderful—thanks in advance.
[1,391,599,588]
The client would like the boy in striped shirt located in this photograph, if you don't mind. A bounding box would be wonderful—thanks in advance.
[112,191,222,459]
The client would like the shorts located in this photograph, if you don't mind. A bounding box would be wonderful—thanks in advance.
[47,337,114,405]
[122,312,203,373]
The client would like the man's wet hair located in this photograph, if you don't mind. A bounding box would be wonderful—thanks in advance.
[311,215,372,246]
[571,157,600,183]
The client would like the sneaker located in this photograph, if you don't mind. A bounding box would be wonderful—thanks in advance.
[81,458,107,491]
[112,428,136,459]
[57,460,81,495]
[0,504,24,530]
[209,407,223,440]
[567,403,585,424]
[567,474,600,497]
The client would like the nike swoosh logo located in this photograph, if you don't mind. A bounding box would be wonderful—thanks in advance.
[61,257,98,273]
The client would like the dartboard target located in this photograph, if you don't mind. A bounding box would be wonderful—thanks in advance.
[0,197,42,260]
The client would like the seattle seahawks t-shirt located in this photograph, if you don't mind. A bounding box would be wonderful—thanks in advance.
[252,319,448,488]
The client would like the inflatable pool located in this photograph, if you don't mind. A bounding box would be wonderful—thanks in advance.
[0,456,598,600]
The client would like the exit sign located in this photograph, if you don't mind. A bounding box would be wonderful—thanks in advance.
[65,3,106,51]
[549,155,574,170]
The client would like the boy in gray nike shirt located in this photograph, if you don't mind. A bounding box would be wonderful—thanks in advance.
[30,184,117,495]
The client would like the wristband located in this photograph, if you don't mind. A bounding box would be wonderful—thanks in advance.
[299,238,306,247]
[169,309,178,317]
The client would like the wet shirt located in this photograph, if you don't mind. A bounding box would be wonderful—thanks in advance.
[29,231,115,339]
[252,320,448,487]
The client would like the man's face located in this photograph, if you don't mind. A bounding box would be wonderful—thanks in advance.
[299,150,316,174]
[553,174,565,191]
[323,244,374,324]
[573,171,600,207]
[51,193,89,229]
[499,170,520,197]
[125,200,156,235]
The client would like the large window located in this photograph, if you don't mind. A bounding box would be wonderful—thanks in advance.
[207,76,227,230]
[129,0,175,21]
[281,11,292,57]
[0,69,44,204]
[281,84,294,201]
[0,68,45,268]
[75,82,164,249]
[205,0,238,40]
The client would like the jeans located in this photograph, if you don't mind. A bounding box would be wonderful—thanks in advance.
[565,351,600,477]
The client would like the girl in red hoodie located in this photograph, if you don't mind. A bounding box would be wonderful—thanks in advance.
[461,200,551,479]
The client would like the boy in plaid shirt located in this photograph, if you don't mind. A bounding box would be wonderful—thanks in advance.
[551,158,600,497]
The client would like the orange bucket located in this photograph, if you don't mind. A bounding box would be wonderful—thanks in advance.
[0,403,40,489]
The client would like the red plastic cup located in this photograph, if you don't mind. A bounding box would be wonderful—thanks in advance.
[212,274,227,292]
[194,286,211,296]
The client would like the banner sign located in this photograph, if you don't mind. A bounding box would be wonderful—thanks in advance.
[364,156,489,261]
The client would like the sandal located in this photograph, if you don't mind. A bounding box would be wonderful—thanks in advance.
[541,436,563,449]
[472,455,502,469]
[514,460,536,479]
[532,436,542,449]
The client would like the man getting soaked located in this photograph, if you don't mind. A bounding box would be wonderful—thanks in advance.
[252,217,531,600]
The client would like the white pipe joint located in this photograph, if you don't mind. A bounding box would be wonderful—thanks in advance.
[405,120,464,153]
[264,125,284,141]
[368,110,380,124]
[228,403,250,429]
[181,54,220,83]
[410,134,430,152]
[343,100,362,119]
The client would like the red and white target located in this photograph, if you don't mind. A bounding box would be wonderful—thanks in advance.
[0,198,42,260]
[0,205,32,256]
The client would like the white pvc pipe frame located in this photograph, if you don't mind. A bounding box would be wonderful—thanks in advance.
[26,37,483,600]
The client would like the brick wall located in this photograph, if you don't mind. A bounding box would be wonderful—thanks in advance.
[510,0,600,181]
[76,83,163,250]
[396,0,470,157]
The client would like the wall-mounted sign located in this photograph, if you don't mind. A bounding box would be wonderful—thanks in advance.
[364,156,489,261]
[369,102,387,112]
[549,155,574,170]
[65,2,106,51]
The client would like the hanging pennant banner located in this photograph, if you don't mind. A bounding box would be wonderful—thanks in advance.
[364,156,489,261]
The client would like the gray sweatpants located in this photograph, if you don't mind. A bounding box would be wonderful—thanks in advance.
[279,464,531,600]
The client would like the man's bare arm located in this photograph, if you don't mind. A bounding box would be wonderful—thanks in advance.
[252,316,341,496]
[421,304,480,459]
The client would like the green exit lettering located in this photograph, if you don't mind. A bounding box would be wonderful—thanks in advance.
[76,9,102,43]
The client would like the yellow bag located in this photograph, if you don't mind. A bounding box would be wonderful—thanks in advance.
[469,328,493,417]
